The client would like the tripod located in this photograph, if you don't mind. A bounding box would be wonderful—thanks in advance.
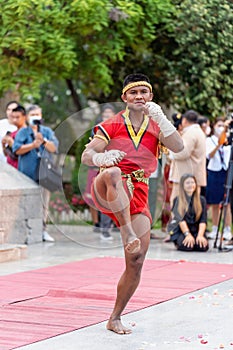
[214,140,233,251]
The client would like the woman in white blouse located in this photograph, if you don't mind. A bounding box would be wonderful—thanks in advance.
[206,117,232,241]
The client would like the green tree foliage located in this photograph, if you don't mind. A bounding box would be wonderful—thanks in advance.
[0,0,174,104]
[0,0,77,98]
[2,0,232,119]
[165,0,233,116]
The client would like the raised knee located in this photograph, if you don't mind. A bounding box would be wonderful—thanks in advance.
[103,167,121,185]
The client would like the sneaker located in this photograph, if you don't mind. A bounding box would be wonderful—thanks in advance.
[111,225,120,232]
[223,226,232,241]
[93,223,101,233]
[224,238,233,249]
[207,225,218,239]
[42,231,55,242]
[100,231,113,241]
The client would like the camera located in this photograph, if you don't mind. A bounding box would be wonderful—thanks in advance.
[28,116,42,126]
[227,113,233,144]
[227,113,233,128]
[229,113,233,128]
[32,119,41,126]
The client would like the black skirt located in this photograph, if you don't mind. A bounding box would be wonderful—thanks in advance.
[206,169,227,204]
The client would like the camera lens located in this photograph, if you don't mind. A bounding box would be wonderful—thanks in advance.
[33,120,41,125]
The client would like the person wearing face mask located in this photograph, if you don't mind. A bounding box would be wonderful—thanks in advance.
[13,104,59,242]
[206,117,232,241]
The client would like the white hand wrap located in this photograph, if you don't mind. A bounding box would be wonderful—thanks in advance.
[92,150,125,167]
[146,102,176,137]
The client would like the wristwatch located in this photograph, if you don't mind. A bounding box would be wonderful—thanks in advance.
[183,231,190,237]
[42,138,48,145]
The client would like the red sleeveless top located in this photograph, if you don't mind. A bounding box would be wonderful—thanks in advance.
[94,110,160,177]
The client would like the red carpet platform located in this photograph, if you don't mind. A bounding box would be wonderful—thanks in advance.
[0,257,233,349]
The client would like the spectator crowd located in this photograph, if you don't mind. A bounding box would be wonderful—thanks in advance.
[85,107,233,250]
[0,101,58,242]
[0,100,233,249]
[157,109,233,250]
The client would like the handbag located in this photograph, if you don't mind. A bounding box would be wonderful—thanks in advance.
[166,218,180,241]
[37,157,63,192]
[31,127,62,192]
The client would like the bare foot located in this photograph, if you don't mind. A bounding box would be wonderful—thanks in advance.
[107,319,132,334]
[163,235,171,243]
[125,238,141,254]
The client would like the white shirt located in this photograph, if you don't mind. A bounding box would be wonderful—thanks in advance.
[206,135,231,171]
[0,118,17,162]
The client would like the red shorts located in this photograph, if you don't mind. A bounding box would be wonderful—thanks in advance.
[91,177,152,227]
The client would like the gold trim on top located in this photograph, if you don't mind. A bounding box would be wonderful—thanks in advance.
[123,107,149,148]
[121,169,149,196]
[93,134,109,144]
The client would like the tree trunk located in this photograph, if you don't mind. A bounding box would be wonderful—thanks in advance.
[66,79,84,119]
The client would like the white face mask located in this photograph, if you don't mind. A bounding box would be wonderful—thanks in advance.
[28,115,41,125]
[205,126,211,136]
[214,126,224,136]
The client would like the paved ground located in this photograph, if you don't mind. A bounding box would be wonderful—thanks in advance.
[0,225,232,350]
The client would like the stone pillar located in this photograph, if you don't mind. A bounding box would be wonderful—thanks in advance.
[0,227,6,244]
[0,161,43,244]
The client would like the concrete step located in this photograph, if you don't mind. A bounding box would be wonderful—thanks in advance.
[0,244,27,263]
